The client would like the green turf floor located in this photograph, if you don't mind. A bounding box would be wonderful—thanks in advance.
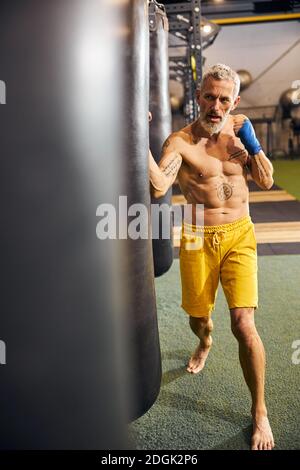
[130,256,300,450]
[272,159,300,200]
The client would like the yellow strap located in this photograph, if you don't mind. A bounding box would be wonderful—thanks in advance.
[212,13,300,25]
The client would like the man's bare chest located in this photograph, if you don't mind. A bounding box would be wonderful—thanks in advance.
[178,134,247,178]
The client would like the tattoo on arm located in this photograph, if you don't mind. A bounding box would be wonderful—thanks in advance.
[253,154,268,180]
[149,153,182,194]
[248,151,274,189]
[161,154,182,177]
[162,138,171,152]
[253,153,274,188]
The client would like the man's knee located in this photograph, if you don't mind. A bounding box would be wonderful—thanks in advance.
[230,307,256,341]
[189,315,213,335]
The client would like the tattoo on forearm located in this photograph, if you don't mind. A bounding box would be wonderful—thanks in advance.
[253,154,272,183]
[162,155,181,177]
[216,183,233,201]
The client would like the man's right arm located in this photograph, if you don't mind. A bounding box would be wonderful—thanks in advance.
[149,136,182,198]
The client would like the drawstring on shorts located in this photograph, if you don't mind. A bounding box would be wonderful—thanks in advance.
[182,215,252,251]
[212,230,226,249]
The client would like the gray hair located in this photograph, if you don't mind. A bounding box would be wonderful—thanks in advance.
[198,63,240,101]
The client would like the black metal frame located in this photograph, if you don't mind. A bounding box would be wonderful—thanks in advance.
[165,1,203,122]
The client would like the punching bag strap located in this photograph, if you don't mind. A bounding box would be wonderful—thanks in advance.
[149,1,157,32]
[149,0,168,32]
[161,13,169,32]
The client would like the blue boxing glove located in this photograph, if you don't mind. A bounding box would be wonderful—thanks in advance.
[237,119,262,156]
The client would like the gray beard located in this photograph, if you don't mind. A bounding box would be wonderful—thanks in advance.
[199,109,230,135]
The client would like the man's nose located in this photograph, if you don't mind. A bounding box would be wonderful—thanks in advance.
[211,99,221,112]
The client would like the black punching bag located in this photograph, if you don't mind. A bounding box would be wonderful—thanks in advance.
[0,0,131,449]
[124,0,162,421]
[149,1,173,277]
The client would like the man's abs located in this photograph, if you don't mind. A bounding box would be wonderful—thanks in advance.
[178,168,250,226]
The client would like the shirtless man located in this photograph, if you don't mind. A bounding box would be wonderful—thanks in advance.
[148,64,275,451]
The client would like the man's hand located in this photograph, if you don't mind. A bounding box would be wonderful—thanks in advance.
[233,114,248,135]
[233,114,262,156]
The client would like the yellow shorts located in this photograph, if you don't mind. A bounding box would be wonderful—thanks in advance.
[179,215,258,317]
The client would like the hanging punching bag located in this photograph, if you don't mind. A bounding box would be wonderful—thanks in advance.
[149,1,173,277]
[0,0,130,449]
[124,0,162,421]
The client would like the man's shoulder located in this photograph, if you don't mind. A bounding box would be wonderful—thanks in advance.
[161,130,188,156]
[167,126,192,144]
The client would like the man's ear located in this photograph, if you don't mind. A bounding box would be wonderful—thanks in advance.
[196,89,201,105]
[231,95,240,111]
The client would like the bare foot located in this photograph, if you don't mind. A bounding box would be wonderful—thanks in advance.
[251,415,275,450]
[186,343,211,374]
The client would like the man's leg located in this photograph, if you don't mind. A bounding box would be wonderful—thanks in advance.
[187,316,213,374]
[230,307,275,450]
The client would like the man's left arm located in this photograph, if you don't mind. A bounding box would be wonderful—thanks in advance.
[247,149,274,190]
[234,115,274,190]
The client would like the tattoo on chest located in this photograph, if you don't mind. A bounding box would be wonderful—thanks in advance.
[216,183,233,201]
[228,149,246,161]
